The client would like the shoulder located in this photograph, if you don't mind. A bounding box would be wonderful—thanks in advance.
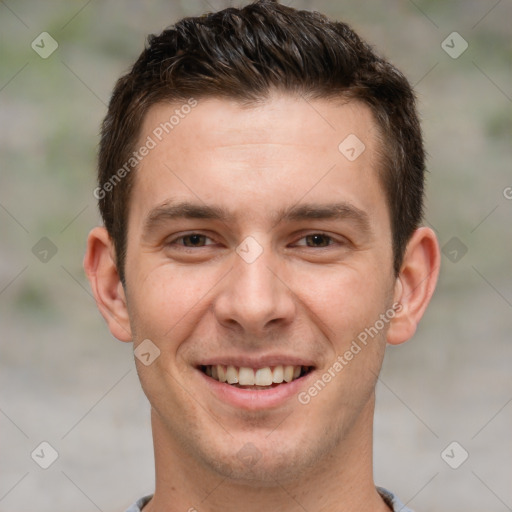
[124,494,153,512]
[377,486,415,512]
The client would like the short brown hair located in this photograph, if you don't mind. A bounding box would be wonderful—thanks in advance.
[97,0,425,284]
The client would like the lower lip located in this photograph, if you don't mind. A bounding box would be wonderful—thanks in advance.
[198,369,314,410]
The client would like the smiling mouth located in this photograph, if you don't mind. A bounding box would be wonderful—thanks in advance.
[199,365,314,390]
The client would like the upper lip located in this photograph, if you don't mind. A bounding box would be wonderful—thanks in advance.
[196,355,316,369]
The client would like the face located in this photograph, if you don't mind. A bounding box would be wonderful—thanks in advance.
[122,93,398,482]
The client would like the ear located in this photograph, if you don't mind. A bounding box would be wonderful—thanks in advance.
[83,226,132,342]
[386,227,440,345]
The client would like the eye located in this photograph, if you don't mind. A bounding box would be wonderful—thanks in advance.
[294,233,339,248]
[168,233,216,248]
[166,232,344,250]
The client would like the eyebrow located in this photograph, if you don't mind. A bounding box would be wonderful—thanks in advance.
[143,199,372,236]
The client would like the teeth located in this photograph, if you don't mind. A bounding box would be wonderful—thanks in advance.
[226,365,238,384]
[255,367,273,386]
[239,367,255,385]
[218,365,227,383]
[204,364,308,386]
[283,365,294,383]
[272,365,284,383]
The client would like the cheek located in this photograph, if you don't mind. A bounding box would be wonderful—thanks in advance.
[127,263,213,343]
[295,261,391,339]
[302,266,390,415]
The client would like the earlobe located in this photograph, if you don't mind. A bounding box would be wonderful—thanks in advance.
[387,227,440,346]
[83,227,133,342]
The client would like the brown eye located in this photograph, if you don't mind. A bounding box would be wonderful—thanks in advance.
[168,233,215,248]
[304,234,332,247]
[181,234,208,247]
[294,233,337,248]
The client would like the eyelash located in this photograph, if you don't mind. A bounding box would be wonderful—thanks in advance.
[167,232,342,249]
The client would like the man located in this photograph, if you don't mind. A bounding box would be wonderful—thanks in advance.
[84,1,440,510]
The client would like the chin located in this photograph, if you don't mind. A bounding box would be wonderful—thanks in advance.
[196,431,333,485]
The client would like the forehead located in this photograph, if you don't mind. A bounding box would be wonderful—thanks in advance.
[128,93,387,231]
[141,93,376,156]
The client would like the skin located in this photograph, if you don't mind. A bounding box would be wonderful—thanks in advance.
[84,92,440,511]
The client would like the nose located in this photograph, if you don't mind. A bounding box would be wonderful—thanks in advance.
[213,238,296,338]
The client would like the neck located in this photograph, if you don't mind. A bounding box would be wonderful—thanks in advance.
[144,394,390,512]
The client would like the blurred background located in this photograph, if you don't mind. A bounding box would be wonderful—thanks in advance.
[0,1,510,510]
